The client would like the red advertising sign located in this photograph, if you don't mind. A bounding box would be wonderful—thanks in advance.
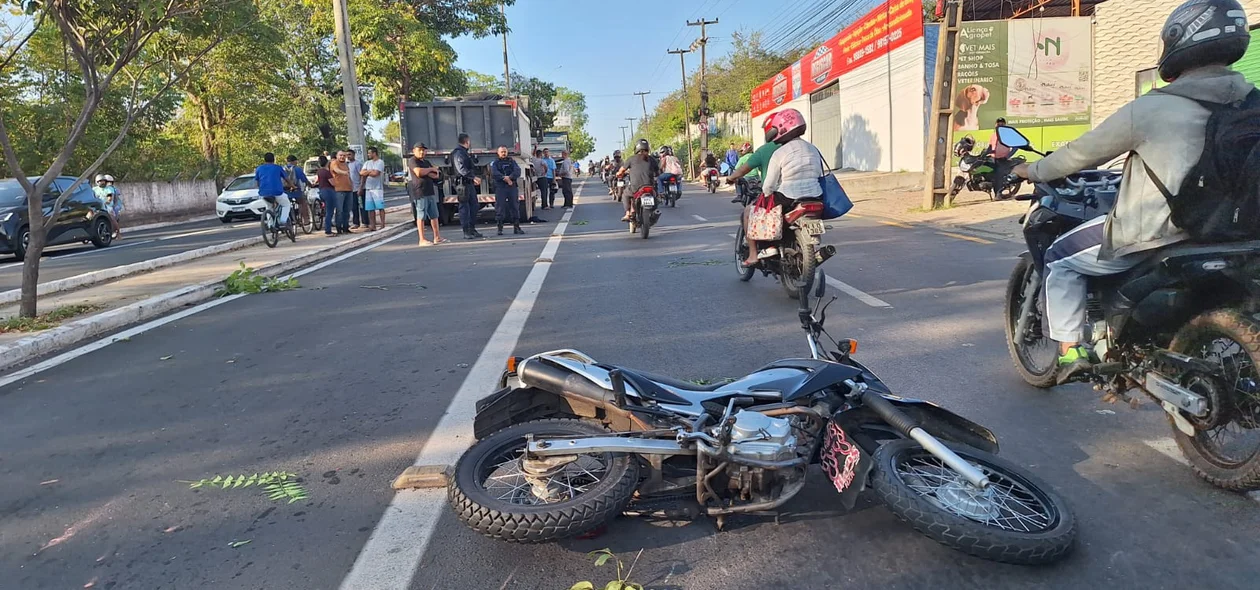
[750,0,924,116]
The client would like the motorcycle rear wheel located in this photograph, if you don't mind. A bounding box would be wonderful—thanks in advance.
[870,439,1076,565]
[448,419,639,543]
[1004,257,1058,388]
[734,225,754,282]
[1169,309,1260,491]
[780,231,816,300]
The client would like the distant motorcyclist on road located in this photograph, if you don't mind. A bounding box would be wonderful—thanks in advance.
[607,150,624,195]
[657,145,683,194]
[1013,0,1256,383]
[616,139,660,221]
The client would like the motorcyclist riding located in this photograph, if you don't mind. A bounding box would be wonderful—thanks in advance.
[742,108,823,267]
[657,145,683,194]
[607,150,624,195]
[1012,0,1255,383]
[616,139,660,222]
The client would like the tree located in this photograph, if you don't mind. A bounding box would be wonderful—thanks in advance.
[0,0,247,317]
[383,120,401,145]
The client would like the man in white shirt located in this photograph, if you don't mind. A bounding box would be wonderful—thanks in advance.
[347,149,364,228]
[361,147,387,231]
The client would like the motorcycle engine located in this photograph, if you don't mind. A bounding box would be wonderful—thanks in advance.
[726,411,796,462]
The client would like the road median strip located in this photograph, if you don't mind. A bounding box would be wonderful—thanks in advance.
[0,217,411,375]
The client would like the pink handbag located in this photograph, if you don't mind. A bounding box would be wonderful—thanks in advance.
[746,194,783,241]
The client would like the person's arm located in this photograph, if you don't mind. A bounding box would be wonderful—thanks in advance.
[452,151,473,179]
[762,150,784,196]
[491,162,507,183]
[1022,102,1138,182]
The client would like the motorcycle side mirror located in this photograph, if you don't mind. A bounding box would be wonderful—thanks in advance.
[996,126,1031,149]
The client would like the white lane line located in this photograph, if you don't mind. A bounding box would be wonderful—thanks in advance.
[0,230,414,390]
[827,276,893,309]
[1143,439,1260,505]
[338,191,583,590]
[692,214,709,222]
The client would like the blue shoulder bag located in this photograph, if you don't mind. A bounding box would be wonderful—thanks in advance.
[814,147,852,220]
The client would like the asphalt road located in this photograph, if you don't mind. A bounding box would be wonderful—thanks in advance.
[0,189,409,292]
[2,178,1258,590]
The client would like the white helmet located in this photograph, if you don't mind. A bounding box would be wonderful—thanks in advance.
[103,174,115,182]
[95,174,106,182]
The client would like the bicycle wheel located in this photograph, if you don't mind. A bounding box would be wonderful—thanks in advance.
[285,217,297,242]
[297,206,312,234]
[261,210,279,248]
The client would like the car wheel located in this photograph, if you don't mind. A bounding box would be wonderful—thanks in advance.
[90,217,113,248]
[13,225,29,260]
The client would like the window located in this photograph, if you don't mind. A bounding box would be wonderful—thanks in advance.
[0,179,26,208]
[225,175,259,191]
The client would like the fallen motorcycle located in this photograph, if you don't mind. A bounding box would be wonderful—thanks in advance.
[448,270,1077,565]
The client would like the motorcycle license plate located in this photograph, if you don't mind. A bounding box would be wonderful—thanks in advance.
[640,196,656,207]
[799,219,825,236]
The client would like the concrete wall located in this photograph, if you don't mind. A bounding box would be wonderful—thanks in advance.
[1093,0,1260,124]
[114,180,217,221]
[835,37,927,172]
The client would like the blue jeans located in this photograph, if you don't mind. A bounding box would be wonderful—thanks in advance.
[336,191,354,230]
[459,183,478,235]
[321,188,338,233]
[656,173,679,194]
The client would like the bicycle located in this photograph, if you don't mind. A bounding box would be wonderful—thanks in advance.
[260,196,296,248]
[309,196,326,233]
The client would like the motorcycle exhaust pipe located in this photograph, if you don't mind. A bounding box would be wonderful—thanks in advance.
[816,245,836,265]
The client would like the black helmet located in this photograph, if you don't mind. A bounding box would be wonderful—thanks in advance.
[1158,0,1250,82]
[635,138,650,153]
[613,150,622,158]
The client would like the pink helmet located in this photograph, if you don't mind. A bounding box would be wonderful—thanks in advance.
[763,108,806,145]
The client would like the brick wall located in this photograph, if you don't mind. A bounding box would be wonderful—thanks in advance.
[1093,0,1260,124]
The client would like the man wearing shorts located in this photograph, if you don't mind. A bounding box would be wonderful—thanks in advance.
[408,143,445,246]
[362,147,387,230]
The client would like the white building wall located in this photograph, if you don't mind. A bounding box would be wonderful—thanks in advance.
[835,37,926,172]
[751,94,813,149]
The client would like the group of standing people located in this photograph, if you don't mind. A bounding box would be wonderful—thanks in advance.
[530,148,575,210]
[310,147,387,236]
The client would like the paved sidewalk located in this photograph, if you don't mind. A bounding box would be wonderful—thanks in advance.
[0,208,417,349]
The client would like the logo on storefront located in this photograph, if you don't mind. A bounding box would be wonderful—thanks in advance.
[1036,30,1069,69]
[772,73,789,105]
[811,46,833,84]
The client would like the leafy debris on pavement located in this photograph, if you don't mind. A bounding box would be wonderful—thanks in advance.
[667,258,724,268]
[159,355,174,361]
[216,263,300,297]
[0,304,102,333]
[571,220,589,226]
[228,540,251,548]
[571,549,644,590]
[185,472,308,504]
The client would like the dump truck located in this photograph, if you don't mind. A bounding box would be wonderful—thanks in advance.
[400,95,536,224]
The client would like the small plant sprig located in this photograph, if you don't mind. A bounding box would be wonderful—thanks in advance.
[185,471,309,504]
[216,263,300,297]
[570,549,644,590]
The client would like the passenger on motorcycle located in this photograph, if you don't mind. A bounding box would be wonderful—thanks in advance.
[657,145,683,194]
[989,118,1012,161]
[1013,0,1256,383]
[616,139,660,221]
[727,141,774,204]
[607,151,624,195]
[742,108,823,267]
[701,151,720,184]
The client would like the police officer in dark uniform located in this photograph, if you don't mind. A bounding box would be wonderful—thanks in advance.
[451,133,484,240]
[490,145,524,236]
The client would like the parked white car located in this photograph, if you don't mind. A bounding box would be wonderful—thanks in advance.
[215,174,267,223]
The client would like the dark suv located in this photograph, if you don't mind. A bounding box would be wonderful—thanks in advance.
[0,176,115,260]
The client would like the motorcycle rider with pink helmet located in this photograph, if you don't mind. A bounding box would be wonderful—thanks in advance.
[742,108,824,267]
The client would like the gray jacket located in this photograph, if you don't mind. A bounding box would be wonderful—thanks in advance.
[1027,66,1256,259]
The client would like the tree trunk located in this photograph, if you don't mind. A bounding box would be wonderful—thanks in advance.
[19,202,48,318]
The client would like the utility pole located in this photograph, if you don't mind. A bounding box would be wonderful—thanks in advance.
[619,125,629,151]
[332,0,365,156]
[668,48,694,178]
[626,117,638,138]
[500,2,511,94]
[687,17,717,154]
[633,91,651,122]
[923,0,965,210]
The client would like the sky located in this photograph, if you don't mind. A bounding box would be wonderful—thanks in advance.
[447,0,791,158]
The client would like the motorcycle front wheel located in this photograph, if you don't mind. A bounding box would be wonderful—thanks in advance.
[870,439,1076,565]
[448,419,639,543]
[734,224,754,282]
[1004,257,1058,388]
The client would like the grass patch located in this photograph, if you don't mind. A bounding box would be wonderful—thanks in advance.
[667,258,725,268]
[0,304,101,333]
[216,263,300,297]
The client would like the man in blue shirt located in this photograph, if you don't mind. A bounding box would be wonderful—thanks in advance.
[542,148,557,209]
[282,155,310,226]
[255,152,291,225]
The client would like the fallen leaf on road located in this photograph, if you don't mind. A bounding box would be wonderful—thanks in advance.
[228,540,251,548]
[359,285,388,291]
[456,363,470,369]
[163,525,183,533]
[40,479,59,485]
[160,355,174,361]
[226,359,235,364]
[572,220,589,225]
[1095,409,1116,415]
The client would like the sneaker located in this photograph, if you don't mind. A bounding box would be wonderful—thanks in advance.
[757,247,779,259]
[1056,346,1093,385]
[620,214,631,222]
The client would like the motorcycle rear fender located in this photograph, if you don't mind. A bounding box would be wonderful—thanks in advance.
[472,373,650,439]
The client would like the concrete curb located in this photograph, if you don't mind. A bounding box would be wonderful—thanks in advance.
[0,204,413,306]
[126,214,219,233]
[0,236,260,306]
[0,219,412,374]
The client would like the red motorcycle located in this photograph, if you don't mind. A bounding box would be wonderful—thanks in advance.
[628,186,660,239]
[735,197,835,299]
[703,168,721,193]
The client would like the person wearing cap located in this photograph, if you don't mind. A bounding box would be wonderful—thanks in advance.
[282,155,310,226]
[408,143,446,246]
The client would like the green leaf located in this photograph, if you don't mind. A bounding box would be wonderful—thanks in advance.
[570,583,595,590]
[603,582,624,590]
[222,475,235,488]
[593,553,612,568]
[626,585,643,590]
[228,539,251,548]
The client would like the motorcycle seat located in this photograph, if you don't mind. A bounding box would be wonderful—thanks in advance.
[599,365,724,404]
[1100,240,1260,302]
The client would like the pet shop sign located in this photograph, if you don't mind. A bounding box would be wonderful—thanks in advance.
[751,0,923,117]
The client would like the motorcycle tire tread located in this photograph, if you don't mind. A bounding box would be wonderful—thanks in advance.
[447,419,640,543]
[870,439,1077,566]
[1169,309,1260,492]
[1004,257,1057,388]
